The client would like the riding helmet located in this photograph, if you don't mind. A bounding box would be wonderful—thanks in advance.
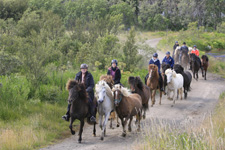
[193,45,197,48]
[183,42,186,44]
[111,59,118,65]
[153,53,158,57]
[166,51,170,55]
[80,64,88,69]
[175,41,178,43]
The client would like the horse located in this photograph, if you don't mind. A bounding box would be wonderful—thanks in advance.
[128,76,151,119]
[95,80,114,140]
[174,64,192,99]
[189,53,200,81]
[99,75,120,128]
[165,69,184,107]
[112,84,142,137]
[180,50,189,71]
[201,55,209,80]
[146,64,162,107]
[173,46,180,64]
[161,62,171,95]
[66,80,97,143]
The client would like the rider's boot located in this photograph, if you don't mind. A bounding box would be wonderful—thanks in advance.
[62,103,71,122]
[89,101,96,123]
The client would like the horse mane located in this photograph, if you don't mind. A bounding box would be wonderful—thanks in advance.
[174,64,184,73]
[201,55,209,62]
[112,84,131,97]
[128,76,144,91]
[100,75,114,88]
[66,79,78,90]
[165,68,177,77]
[95,80,113,100]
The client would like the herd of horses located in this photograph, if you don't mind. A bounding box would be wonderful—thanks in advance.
[66,47,209,143]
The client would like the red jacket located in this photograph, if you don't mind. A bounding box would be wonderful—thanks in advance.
[191,49,199,56]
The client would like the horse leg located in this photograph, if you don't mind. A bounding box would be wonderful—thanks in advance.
[69,117,76,135]
[110,111,115,129]
[116,114,120,127]
[171,89,176,107]
[180,88,183,100]
[159,90,162,105]
[99,114,103,130]
[177,89,179,100]
[78,120,85,143]
[202,68,204,77]
[205,69,207,80]
[143,109,146,119]
[128,116,133,132]
[93,122,96,137]
[100,112,110,140]
[196,72,198,81]
[122,118,128,137]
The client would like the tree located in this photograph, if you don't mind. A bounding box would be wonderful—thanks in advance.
[122,27,141,71]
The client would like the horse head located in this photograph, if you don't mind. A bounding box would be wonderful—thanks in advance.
[112,85,123,106]
[173,64,184,74]
[148,64,158,79]
[128,76,143,93]
[66,80,88,104]
[165,69,176,84]
[189,53,196,62]
[162,62,171,73]
[100,75,114,89]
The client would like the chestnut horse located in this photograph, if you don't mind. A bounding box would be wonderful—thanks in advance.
[128,76,151,119]
[112,84,142,137]
[201,55,209,80]
[66,80,97,143]
[99,75,120,128]
[146,64,162,107]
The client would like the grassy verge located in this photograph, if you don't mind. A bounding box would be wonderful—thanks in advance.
[134,92,225,150]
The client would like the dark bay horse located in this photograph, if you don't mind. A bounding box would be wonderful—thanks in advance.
[201,55,209,80]
[174,64,192,99]
[162,63,171,95]
[146,64,162,107]
[128,76,151,119]
[66,80,97,143]
[112,84,142,137]
[190,53,200,81]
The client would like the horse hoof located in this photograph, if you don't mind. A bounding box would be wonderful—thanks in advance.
[71,131,75,135]
[143,115,146,119]
[78,139,82,143]
[159,103,161,105]
[117,124,120,127]
[100,137,104,140]
[93,134,96,137]
[122,133,126,137]
[128,128,132,132]
[171,105,174,107]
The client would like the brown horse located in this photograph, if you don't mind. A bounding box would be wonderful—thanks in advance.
[99,75,120,128]
[201,55,209,80]
[112,84,142,137]
[66,80,97,143]
[128,76,151,119]
[147,64,162,107]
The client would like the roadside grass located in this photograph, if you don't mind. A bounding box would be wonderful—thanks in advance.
[134,92,225,150]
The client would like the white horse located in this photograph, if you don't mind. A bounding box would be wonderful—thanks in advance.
[95,80,114,140]
[165,69,184,107]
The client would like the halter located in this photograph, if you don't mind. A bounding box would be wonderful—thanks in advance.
[115,91,123,104]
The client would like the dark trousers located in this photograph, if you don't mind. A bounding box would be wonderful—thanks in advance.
[145,73,163,89]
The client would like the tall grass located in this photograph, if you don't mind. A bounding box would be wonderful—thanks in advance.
[134,92,225,150]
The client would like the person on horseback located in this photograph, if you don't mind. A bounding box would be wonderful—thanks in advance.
[190,45,202,70]
[145,53,163,91]
[107,59,121,85]
[172,41,179,58]
[62,64,96,123]
[179,42,189,63]
[162,51,174,68]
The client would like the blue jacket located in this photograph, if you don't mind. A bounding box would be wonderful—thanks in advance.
[162,56,174,68]
[75,71,95,101]
[149,58,161,73]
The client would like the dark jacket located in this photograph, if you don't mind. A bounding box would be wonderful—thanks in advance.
[173,44,179,50]
[75,71,95,101]
[149,58,161,74]
[107,67,121,84]
[180,45,189,53]
[162,56,174,68]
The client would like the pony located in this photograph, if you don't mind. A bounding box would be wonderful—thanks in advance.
[201,55,209,80]
[95,80,114,140]
[173,46,181,64]
[99,75,120,128]
[66,80,97,143]
[180,50,189,70]
[165,69,184,107]
[161,62,171,95]
[146,64,162,107]
[112,84,142,137]
[128,76,151,119]
[189,53,200,81]
[174,64,192,99]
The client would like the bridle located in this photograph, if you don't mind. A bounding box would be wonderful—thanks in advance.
[114,90,123,104]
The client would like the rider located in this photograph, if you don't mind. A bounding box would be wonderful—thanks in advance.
[145,53,163,91]
[107,59,121,85]
[179,42,189,63]
[190,45,202,70]
[172,41,179,58]
[162,51,174,69]
[62,64,96,122]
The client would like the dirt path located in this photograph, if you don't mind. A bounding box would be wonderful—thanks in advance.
[41,38,225,150]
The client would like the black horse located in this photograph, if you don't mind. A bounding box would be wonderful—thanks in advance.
[66,80,97,143]
[174,64,192,99]
[162,63,171,95]
[189,53,200,81]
